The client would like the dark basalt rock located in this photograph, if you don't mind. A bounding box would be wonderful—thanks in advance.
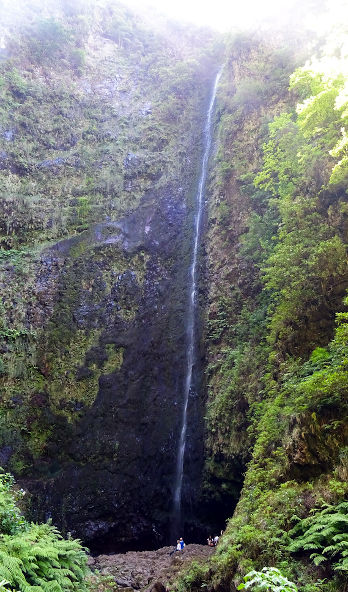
[24,185,205,551]
[0,446,13,466]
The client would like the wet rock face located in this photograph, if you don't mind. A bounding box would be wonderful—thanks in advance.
[0,0,221,552]
[24,186,197,550]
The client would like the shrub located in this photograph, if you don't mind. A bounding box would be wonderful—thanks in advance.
[0,472,26,535]
[0,470,88,592]
[237,567,298,591]
[288,501,348,573]
[26,19,70,64]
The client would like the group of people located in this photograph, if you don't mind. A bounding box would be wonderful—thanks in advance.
[207,530,223,547]
[169,530,223,555]
[169,537,185,555]
[207,535,218,547]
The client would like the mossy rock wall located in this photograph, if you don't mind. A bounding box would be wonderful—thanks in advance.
[195,24,348,592]
[23,188,196,550]
[0,0,220,549]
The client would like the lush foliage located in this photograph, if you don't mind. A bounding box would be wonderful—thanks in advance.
[255,46,348,354]
[0,472,26,535]
[288,501,348,573]
[237,567,298,591]
[0,471,88,592]
[0,1,347,591]
[203,16,348,592]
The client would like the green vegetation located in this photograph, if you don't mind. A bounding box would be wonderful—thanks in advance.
[0,1,215,249]
[237,567,298,591]
[288,501,348,573]
[0,0,347,589]
[0,0,217,476]
[202,20,348,592]
[0,470,88,591]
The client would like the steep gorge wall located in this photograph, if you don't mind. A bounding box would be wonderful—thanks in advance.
[2,5,347,585]
[202,32,303,518]
[0,1,219,549]
[195,24,348,592]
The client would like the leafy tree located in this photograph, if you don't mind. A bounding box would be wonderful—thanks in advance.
[254,46,348,356]
[254,113,305,200]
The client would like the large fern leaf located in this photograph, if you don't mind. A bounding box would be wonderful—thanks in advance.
[288,499,348,572]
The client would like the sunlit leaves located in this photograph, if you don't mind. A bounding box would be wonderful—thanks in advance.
[237,567,298,591]
[254,113,304,200]
[330,128,348,186]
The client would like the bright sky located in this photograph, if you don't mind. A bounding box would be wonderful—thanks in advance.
[125,0,298,31]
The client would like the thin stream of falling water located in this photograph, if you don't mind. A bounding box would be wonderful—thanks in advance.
[172,68,223,532]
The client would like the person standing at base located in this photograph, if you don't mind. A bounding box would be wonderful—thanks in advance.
[179,537,185,551]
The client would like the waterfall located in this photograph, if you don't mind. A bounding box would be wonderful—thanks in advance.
[172,68,222,532]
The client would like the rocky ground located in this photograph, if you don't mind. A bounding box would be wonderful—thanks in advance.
[89,544,215,591]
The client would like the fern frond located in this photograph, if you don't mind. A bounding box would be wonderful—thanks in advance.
[332,533,348,542]
[311,554,327,566]
[303,543,322,551]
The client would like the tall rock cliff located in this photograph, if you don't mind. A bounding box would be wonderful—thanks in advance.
[0,2,347,590]
[0,0,219,550]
